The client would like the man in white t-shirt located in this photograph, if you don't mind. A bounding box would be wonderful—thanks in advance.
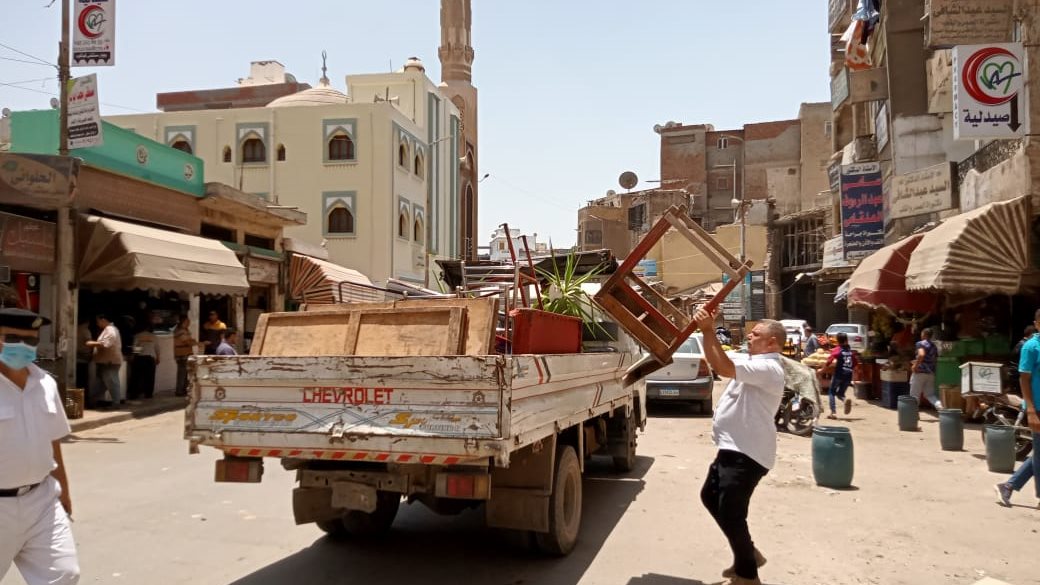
[694,307,785,585]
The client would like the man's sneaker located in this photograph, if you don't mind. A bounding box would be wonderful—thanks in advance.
[722,549,767,578]
[995,483,1013,507]
[844,397,853,415]
[827,413,838,419]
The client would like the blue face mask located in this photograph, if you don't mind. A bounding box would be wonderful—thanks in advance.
[0,342,37,370]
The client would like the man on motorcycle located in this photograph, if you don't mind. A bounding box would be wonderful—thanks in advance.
[996,310,1040,507]
[694,307,785,585]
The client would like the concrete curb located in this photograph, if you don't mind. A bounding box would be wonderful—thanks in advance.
[69,395,187,433]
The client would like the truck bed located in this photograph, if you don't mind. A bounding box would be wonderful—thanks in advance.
[185,352,633,467]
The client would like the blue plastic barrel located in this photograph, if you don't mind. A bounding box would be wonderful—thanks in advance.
[812,426,854,488]
[938,409,964,451]
[897,395,919,431]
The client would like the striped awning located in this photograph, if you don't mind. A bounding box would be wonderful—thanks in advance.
[288,254,384,304]
[905,196,1031,295]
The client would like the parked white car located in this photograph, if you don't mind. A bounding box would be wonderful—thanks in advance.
[644,333,714,413]
[825,323,869,352]
[780,319,812,348]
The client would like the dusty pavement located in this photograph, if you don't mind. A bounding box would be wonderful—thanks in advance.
[2,382,1035,585]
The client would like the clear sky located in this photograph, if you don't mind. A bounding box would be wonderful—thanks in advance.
[0,1,831,249]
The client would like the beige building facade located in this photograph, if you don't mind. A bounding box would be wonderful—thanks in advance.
[107,60,462,288]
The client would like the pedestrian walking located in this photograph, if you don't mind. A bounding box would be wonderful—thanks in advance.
[173,315,196,397]
[0,308,80,584]
[825,332,857,419]
[909,327,942,410]
[693,307,785,585]
[86,313,122,408]
[216,329,238,356]
[996,310,1040,508]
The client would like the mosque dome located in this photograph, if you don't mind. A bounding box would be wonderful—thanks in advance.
[267,78,347,107]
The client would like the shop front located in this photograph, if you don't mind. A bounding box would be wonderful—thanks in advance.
[77,214,249,397]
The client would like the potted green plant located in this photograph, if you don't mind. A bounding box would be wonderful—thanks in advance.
[507,250,614,354]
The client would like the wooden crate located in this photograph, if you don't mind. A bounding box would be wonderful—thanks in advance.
[939,385,965,412]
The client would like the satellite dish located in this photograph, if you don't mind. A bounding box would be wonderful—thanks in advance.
[49,98,59,109]
[606,189,617,197]
[653,124,662,133]
[619,171,638,191]
[1,108,10,118]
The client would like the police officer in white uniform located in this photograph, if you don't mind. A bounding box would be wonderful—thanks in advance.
[0,308,80,584]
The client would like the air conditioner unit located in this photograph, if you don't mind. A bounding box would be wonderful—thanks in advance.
[0,266,10,283]
[853,136,878,162]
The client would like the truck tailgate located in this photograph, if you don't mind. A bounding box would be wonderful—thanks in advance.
[186,355,506,465]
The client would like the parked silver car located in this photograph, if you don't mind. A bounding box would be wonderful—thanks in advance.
[645,334,714,412]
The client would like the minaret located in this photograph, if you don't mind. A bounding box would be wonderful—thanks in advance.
[439,0,479,260]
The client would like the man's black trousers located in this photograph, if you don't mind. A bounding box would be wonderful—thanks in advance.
[700,449,768,580]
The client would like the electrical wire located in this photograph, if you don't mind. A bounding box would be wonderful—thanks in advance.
[0,56,56,68]
[0,81,149,113]
[0,42,54,67]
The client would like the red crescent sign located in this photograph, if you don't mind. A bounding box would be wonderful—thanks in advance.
[961,46,1017,106]
[77,5,105,39]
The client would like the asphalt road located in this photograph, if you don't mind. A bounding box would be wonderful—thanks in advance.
[2,389,1035,585]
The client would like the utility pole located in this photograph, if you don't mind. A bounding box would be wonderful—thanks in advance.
[55,0,76,396]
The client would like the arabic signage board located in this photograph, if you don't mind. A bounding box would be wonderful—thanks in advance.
[831,68,850,111]
[926,0,1012,49]
[840,162,884,260]
[0,153,78,209]
[875,102,889,152]
[822,235,852,269]
[828,160,842,193]
[67,74,103,150]
[890,162,957,220]
[0,211,56,273]
[72,0,115,66]
[720,271,765,322]
[952,43,1029,139]
[927,50,954,114]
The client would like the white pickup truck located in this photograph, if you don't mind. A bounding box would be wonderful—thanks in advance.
[184,297,646,555]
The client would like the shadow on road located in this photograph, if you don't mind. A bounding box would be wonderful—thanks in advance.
[626,574,785,585]
[65,435,122,444]
[229,455,654,585]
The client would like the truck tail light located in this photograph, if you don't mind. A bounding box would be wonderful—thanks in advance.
[215,456,263,483]
[697,359,711,378]
[435,473,490,500]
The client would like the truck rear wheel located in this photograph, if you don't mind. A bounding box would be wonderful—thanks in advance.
[317,491,401,537]
[533,445,582,556]
[611,411,637,473]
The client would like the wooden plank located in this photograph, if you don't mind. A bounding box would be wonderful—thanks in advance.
[256,311,355,357]
[625,273,689,327]
[249,313,270,356]
[443,307,466,354]
[341,311,361,354]
[299,298,497,355]
[353,307,468,356]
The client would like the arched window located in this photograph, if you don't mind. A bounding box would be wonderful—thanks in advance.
[328,134,355,161]
[277,144,286,161]
[414,217,425,242]
[414,153,424,178]
[222,146,232,163]
[241,137,266,163]
[398,143,408,167]
[327,207,354,234]
[399,211,409,238]
[171,139,192,154]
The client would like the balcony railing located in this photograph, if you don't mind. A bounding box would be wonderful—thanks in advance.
[956,139,1022,186]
